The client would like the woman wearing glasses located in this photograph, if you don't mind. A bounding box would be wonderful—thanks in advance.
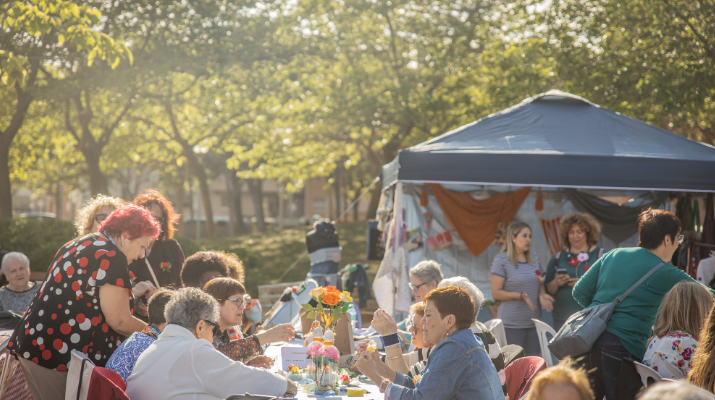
[573,208,714,400]
[127,287,297,399]
[10,205,160,399]
[74,194,125,236]
[128,190,185,288]
[203,277,295,367]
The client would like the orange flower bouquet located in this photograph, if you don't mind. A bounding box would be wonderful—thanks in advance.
[303,285,353,331]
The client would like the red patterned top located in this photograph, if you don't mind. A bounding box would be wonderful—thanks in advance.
[9,233,135,370]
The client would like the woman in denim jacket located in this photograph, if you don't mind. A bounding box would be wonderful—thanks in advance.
[357,287,505,400]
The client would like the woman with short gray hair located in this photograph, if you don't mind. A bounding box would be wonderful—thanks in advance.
[0,252,39,314]
[409,260,444,303]
[127,288,297,399]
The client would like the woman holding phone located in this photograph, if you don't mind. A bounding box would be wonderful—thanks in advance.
[544,212,604,331]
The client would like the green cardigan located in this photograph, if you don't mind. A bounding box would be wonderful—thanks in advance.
[572,247,715,358]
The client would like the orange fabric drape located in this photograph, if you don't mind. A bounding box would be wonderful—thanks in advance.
[535,187,544,211]
[540,217,562,256]
[420,185,429,207]
[426,184,531,256]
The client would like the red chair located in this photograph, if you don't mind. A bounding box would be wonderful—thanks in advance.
[87,367,130,400]
[504,356,547,400]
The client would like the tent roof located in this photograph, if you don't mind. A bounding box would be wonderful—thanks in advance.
[382,90,715,192]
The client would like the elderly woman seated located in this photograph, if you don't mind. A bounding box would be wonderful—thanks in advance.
[356,287,504,399]
[0,252,39,314]
[126,287,297,399]
[203,277,295,367]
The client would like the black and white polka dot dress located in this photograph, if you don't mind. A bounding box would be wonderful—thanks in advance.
[9,233,135,370]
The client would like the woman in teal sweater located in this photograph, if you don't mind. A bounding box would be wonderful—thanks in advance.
[544,212,604,332]
[572,208,714,400]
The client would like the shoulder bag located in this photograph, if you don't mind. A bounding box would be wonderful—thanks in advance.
[548,261,665,360]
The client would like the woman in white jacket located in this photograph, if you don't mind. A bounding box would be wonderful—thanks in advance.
[126,287,297,399]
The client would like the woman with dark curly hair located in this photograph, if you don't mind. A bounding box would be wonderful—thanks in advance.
[180,251,229,288]
[544,212,604,331]
[128,189,185,289]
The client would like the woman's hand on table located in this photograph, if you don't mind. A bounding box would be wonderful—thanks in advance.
[256,323,295,345]
[372,309,398,335]
[284,379,298,397]
[245,355,275,369]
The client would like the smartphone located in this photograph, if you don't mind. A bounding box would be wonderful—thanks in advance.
[556,269,569,275]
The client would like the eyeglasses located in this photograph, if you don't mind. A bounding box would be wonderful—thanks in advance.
[409,282,428,291]
[94,213,109,224]
[152,214,166,224]
[225,297,245,308]
[203,320,220,330]
[677,235,684,244]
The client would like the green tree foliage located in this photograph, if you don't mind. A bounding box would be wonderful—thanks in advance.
[539,0,715,141]
[0,0,132,219]
[0,218,78,272]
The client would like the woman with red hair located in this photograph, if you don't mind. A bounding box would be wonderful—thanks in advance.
[9,204,160,399]
[129,189,185,289]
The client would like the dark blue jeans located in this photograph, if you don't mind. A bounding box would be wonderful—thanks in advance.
[505,327,541,357]
[581,332,641,400]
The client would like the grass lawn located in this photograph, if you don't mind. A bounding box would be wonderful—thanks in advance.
[197,221,381,298]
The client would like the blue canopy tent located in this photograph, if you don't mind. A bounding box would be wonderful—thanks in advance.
[374,90,715,322]
[382,90,715,192]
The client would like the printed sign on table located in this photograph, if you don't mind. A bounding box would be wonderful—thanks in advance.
[280,346,308,371]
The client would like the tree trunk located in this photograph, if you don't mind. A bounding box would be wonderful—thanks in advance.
[67,91,115,196]
[164,100,216,238]
[0,74,37,220]
[230,173,248,234]
[55,184,64,220]
[184,149,216,238]
[174,181,185,237]
[334,165,342,221]
[247,179,266,232]
[84,149,108,195]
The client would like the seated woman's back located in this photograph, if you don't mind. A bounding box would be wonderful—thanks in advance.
[643,281,713,379]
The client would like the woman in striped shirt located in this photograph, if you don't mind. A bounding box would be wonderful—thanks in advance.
[490,221,554,357]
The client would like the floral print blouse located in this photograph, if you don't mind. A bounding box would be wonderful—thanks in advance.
[643,331,698,379]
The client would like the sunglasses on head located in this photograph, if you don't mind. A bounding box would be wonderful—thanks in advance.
[94,213,109,224]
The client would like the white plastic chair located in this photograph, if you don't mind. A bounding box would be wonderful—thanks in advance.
[532,318,558,367]
[484,319,507,348]
[634,361,662,388]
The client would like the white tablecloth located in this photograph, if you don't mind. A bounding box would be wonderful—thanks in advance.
[265,344,381,399]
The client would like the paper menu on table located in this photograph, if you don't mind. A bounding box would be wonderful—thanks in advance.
[280,346,308,371]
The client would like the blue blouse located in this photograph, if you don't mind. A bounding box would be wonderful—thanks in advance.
[106,330,158,382]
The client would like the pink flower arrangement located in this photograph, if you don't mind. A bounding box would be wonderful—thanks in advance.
[319,345,340,362]
[307,342,323,358]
